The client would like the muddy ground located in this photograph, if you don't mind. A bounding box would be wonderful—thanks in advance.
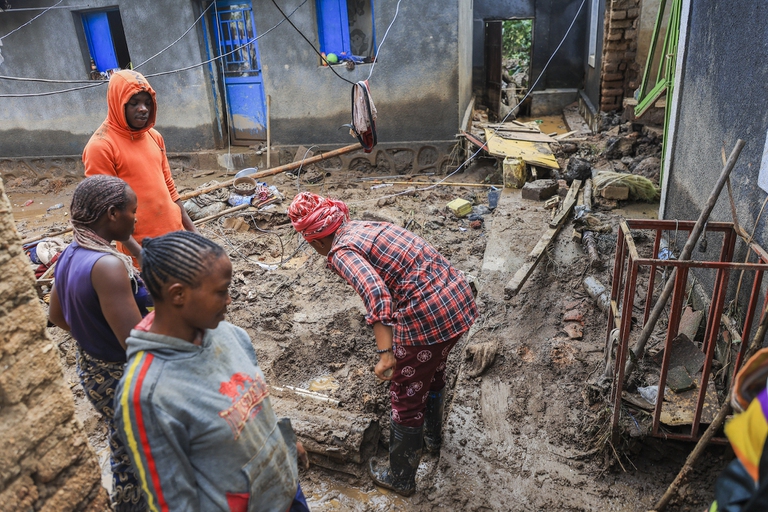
[7,128,730,511]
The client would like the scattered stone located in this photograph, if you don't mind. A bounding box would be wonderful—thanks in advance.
[679,306,704,341]
[604,136,636,159]
[601,185,629,200]
[564,322,583,339]
[563,309,584,323]
[559,142,578,154]
[470,220,483,230]
[521,179,558,201]
[564,158,592,184]
[633,156,661,183]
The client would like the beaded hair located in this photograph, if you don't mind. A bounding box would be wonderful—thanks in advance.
[70,175,135,278]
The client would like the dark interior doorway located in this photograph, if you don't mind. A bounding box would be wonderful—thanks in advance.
[484,19,533,121]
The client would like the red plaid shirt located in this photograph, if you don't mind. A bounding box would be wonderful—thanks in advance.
[327,221,478,346]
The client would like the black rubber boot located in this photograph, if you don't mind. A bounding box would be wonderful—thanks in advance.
[369,421,423,496]
[423,389,445,454]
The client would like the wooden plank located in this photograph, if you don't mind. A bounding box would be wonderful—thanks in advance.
[554,130,578,140]
[505,180,582,298]
[484,129,560,169]
[493,130,557,143]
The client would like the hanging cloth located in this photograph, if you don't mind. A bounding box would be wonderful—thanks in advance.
[350,80,377,153]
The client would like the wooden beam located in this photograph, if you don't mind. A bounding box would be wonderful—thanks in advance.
[505,180,582,298]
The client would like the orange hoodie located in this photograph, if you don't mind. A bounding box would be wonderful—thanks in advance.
[83,70,183,258]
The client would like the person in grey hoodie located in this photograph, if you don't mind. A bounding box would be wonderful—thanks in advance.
[115,231,310,512]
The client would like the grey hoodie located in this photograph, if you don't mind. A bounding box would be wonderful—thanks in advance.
[115,319,299,512]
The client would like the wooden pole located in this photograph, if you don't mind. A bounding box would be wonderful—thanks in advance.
[624,140,745,380]
[369,181,502,188]
[22,226,73,245]
[266,95,272,169]
[652,298,768,511]
[179,143,362,201]
[192,197,279,227]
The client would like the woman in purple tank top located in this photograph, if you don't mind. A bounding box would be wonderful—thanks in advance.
[49,176,149,512]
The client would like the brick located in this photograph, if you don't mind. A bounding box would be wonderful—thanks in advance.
[564,322,583,339]
[627,7,640,17]
[602,88,625,96]
[602,52,623,65]
[0,475,38,511]
[603,73,625,81]
[603,62,619,73]
[619,62,628,70]
[564,309,584,323]
[611,19,633,28]
[601,185,629,200]
[603,80,625,89]
[606,30,624,41]
[610,9,627,20]
[605,41,629,51]
[624,29,637,40]
[624,51,637,60]
[521,179,559,201]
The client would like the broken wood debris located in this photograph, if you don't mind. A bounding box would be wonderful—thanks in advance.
[504,179,582,298]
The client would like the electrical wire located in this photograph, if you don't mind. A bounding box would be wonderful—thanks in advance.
[0,0,63,41]
[367,0,402,80]
[292,145,320,192]
[268,0,355,85]
[351,0,587,206]
[0,0,308,96]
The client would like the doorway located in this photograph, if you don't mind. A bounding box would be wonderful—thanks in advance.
[212,0,267,145]
[484,19,533,121]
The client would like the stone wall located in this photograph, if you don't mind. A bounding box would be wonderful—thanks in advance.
[599,0,641,111]
[0,178,109,511]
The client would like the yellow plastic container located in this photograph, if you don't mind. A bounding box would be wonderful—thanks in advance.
[503,157,527,189]
[447,198,472,217]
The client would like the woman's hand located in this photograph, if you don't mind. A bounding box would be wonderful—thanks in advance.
[375,351,396,381]
[296,441,310,469]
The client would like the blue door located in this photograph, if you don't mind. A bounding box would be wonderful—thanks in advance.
[214,1,266,144]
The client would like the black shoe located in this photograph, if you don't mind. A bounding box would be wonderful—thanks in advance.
[369,421,423,496]
[423,390,445,454]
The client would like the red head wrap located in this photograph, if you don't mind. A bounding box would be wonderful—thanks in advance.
[287,192,349,242]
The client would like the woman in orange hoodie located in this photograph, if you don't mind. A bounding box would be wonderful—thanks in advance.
[83,70,197,266]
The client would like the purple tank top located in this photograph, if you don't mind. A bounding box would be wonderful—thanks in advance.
[54,241,152,362]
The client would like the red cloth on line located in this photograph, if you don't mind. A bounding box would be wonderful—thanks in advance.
[287,192,349,242]
[327,221,478,346]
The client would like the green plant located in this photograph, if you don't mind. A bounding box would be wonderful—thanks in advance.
[502,19,533,66]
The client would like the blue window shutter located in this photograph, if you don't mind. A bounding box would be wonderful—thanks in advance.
[82,12,118,72]
[316,0,350,56]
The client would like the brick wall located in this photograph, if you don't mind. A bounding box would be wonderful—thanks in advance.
[0,178,109,511]
[600,0,642,111]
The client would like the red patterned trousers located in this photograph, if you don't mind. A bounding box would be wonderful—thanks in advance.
[389,335,460,427]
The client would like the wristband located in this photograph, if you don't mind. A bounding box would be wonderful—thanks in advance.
[376,348,393,354]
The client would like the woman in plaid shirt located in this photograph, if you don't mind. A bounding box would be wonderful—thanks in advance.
[288,192,478,496]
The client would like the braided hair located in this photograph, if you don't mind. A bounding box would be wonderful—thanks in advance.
[140,231,226,299]
[70,175,135,278]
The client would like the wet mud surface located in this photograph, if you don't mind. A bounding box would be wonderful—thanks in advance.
[8,148,728,511]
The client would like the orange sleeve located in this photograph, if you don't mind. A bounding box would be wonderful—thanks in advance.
[83,137,118,177]
[151,130,180,202]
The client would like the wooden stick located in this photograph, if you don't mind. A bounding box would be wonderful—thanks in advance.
[192,197,278,226]
[624,140,745,381]
[652,298,768,511]
[179,143,362,201]
[22,226,73,245]
[266,95,272,169]
[371,181,501,188]
[504,180,582,298]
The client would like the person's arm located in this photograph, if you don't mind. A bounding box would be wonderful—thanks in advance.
[122,236,143,266]
[48,284,71,331]
[176,199,199,234]
[91,255,143,349]
[373,321,396,380]
[330,249,397,380]
[116,374,199,511]
[83,138,118,177]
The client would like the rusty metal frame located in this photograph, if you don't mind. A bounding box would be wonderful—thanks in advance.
[609,220,768,442]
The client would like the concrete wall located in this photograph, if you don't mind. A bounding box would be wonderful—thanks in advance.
[663,0,768,289]
[458,0,474,128]
[472,0,588,97]
[0,0,218,157]
[254,0,465,146]
[0,178,110,510]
